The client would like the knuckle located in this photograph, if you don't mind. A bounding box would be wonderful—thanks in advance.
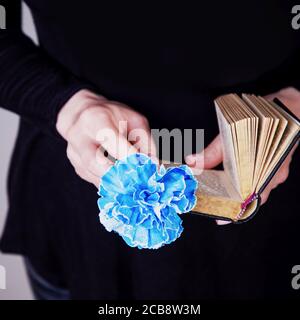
[105,101,124,110]
[136,115,149,127]
[66,146,78,166]
[65,125,76,142]
[79,107,95,126]
[66,145,72,159]
[97,108,113,122]
[74,167,83,178]
[140,115,149,127]
[79,106,112,126]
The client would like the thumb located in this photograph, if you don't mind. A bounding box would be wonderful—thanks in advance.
[185,135,223,169]
[186,135,229,226]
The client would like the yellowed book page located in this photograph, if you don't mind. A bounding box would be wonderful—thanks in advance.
[255,97,288,187]
[194,194,241,220]
[215,102,241,196]
[234,119,253,198]
[227,97,249,187]
[193,169,242,220]
[247,95,280,188]
[216,98,241,186]
[256,101,300,191]
[193,169,258,221]
[196,169,241,201]
[242,94,273,188]
[162,163,255,221]
[217,95,256,198]
[231,94,258,193]
[251,115,259,185]
[225,95,252,198]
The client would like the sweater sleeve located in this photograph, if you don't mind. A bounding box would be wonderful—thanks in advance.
[0,1,91,132]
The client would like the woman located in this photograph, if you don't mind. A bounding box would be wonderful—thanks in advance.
[0,0,299,299]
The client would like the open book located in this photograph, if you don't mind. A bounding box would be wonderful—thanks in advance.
[192,94,300,223]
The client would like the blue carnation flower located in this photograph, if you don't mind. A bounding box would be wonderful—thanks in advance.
[97,153,198,249]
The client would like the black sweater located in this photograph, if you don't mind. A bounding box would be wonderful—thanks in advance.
[0,0,299,299]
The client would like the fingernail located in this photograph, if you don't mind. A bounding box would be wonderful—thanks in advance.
[216,220,232,225]
[185,154,196,166]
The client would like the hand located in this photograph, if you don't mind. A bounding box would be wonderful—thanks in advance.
[56,89,156,187]
[185,87,299,224]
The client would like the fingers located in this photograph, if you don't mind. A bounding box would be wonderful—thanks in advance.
[186,133,294,207]
[185,135,223,169]
[126,111,157,157]
[56,90,106,139]
[109,104,157,157]
[97,125,139,160]
[78,107,139,160]
[64,101,154,187]
[260,148,294,204]
[264,88,300,119]
[216,220,232,225]
[67,144,114,188]
[66,123,114,188]
[60,92,163,188]
[260,162,290,205]
[67,145,101,188]
[186,135,228,226]
[67,122,113,171]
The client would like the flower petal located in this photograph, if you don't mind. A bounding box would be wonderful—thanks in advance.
[97,153,198,249]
